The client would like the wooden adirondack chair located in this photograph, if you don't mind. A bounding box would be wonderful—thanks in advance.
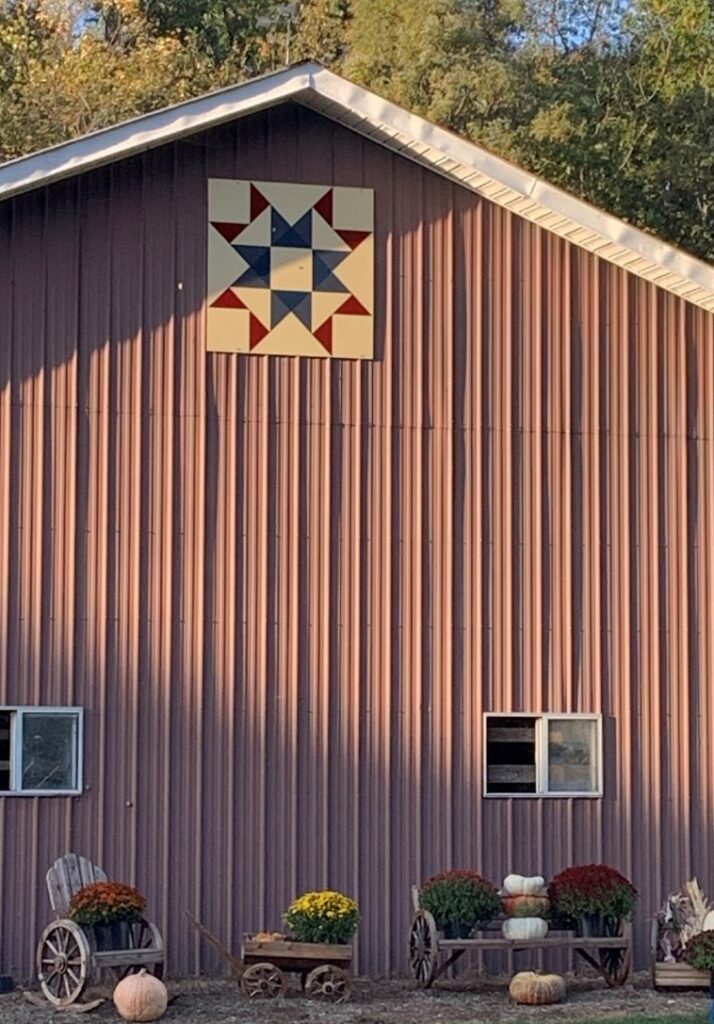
[36,853,164,1007]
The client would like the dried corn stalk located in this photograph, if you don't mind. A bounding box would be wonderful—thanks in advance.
[656,879,713,962]
[684,879,712,940]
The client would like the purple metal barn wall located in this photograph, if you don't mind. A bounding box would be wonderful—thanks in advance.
[0,102,713,980]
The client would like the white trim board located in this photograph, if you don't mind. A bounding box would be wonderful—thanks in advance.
[1,62,713,312]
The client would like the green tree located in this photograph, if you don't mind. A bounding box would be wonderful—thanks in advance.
[502,0,714,258]
[292,0,351,65]
[0,0,712,262]
[0,1,210,157]
[343,0,525,139]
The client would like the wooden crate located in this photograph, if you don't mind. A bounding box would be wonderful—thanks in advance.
[651,919,711,989]
[653,962,711,989]
[242,937,352,967]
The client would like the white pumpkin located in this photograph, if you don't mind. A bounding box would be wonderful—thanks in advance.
[521,875,546,896]
[503,874,546,896]
[502,917,549,940]
[113,970,168,1022]
[503,874,525,895]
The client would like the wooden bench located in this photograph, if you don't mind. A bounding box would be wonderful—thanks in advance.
[408,885,632,989]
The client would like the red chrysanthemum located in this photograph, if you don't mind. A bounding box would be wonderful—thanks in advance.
[548,864,637,921]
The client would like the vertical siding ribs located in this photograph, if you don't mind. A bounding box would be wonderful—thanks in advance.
[0,108,712,980]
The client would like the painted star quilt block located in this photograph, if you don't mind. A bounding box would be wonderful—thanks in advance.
[207,179,374,358]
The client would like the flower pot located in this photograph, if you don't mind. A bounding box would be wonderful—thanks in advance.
[575,914,620,938]
[92,920,131,951]
[442,922,472,939]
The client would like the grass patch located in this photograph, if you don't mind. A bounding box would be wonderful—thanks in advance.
[511,1017,708,1024]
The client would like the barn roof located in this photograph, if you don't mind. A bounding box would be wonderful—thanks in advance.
[1,61,713,312]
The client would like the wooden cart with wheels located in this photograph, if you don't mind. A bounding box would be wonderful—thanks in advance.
[240,936,353,1002]
[408,887,631,990]
[36,853,164,1008]
[186,913,353,1003]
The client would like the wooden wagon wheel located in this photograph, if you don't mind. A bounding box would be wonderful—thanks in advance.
[409,909,438,988]
[598,944,631,988]
[112,920,164,981]
[36,920,91,1007]
[304,964,351,1003]
[240,962,287,999]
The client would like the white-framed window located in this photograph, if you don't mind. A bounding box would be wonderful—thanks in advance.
[483,713,602,798]
[0,707,83,795]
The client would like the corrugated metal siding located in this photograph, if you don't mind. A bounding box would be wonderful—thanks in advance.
[1,102,713,980]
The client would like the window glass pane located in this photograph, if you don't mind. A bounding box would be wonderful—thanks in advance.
[486,717,537,793]
[0,711,10,790]
[547,718,598,793]
[21,713,78,791]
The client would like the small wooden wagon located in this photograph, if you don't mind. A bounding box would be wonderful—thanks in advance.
[240,935,353,1002]
[36,853,164,1007]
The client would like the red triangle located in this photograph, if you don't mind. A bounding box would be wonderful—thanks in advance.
[335,295,369,317]
[249,313,270,350]
[211,221,247,243]
[250,184,270,222]
[211,287,246,309]
[314,318,333,354]
[336,229,370,250]
[314,189,333,226]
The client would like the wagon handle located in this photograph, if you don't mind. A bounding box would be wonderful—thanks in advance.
[185,911,243,976]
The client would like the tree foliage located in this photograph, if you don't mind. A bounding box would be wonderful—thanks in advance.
[0,0,712,261]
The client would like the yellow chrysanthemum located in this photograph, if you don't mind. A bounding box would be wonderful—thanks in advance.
[283,890,359,944]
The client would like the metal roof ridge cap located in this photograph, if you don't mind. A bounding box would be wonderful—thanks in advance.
[0,64,315,199]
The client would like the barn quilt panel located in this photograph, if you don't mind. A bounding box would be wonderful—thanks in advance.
[207,179,374,358]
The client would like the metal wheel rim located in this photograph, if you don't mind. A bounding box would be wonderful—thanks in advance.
[36,920,89,1007]
[240,962,286,999]
[305,965,351,1003]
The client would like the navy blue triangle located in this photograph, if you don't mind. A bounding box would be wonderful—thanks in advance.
[233,245,270,288]
[271,290,312,329]
[313,250,349,292]
[271,208,312,248]
[291,292,312,328]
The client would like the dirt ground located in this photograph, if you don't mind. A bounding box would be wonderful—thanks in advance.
[1,972,711,1024]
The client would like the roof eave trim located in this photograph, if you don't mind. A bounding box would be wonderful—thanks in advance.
[0,62,713,313]
[305,67,714,305]
[0,65,315,201]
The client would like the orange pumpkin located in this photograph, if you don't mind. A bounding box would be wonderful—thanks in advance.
[501,895,550,918]
[509,971,566,1005]
[113,970,167,1022]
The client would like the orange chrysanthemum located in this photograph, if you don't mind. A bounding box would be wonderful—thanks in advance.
[69,881,146,926]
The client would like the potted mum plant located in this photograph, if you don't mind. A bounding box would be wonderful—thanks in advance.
[238,892,359,1001]
[548,864,637,937]
[684,930,714,989]
[419,869,501,939]
[283,890,360,945]
[69,881,147,951]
